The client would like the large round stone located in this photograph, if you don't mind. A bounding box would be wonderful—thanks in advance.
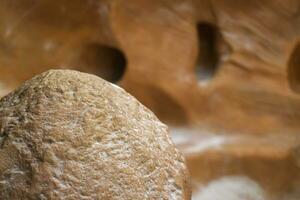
[0,70,190,200]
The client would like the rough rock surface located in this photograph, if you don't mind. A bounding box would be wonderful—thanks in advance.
[0,70,190,200]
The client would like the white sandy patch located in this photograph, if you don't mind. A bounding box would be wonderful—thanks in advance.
[170,128,231,154]
[192,176,266,200]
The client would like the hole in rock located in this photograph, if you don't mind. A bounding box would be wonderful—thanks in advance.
[288,42,300,93]
[75,44,127,83]
[195,23,221,82]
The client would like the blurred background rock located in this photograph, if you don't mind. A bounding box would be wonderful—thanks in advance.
[0,0,300,199]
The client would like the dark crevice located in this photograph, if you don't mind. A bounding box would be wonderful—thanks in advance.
[0,130,8,149]
[195,23,220,82]
[288,42,300,93]
[74,44,127,83]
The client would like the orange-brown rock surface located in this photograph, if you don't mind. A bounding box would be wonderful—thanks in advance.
[0,70,190,200]
[0,0,300,199]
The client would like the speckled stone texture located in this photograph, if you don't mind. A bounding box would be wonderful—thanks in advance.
[0,70,190,200]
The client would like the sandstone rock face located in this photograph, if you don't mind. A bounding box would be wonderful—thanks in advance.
[0,0,300,130]
[0,70,190,200]
[173,129,300,200]
[1,0,300,199]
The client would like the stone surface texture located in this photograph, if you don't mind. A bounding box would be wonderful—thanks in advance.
[0,70,190,200]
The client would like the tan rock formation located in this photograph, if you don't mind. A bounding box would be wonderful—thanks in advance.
[173,129,300,199]
[0,0,300,130]
[1,0,300,199]
[0,70,190,200]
